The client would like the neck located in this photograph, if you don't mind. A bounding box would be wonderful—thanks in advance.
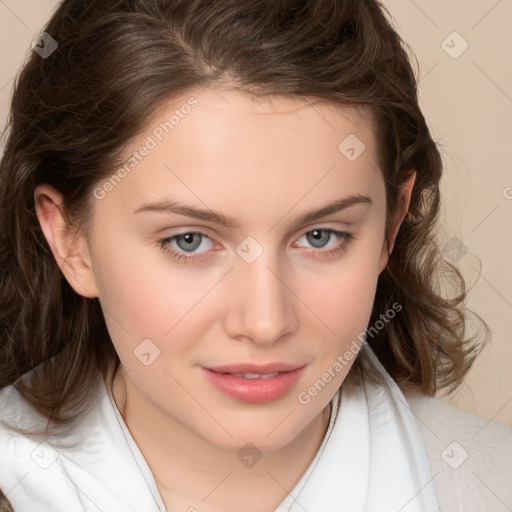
[110,366,334,512]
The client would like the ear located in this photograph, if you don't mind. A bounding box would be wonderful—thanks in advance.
[378,170,417,274]
[34,184,99,298]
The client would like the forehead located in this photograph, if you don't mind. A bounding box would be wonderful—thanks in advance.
[152,86,376,147]
[95,86,384,226]
[129,86,378,164]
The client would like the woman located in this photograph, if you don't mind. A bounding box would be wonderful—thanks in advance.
[0,1,510,511]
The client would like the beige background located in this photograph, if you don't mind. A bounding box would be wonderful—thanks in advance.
[0,1,510,426]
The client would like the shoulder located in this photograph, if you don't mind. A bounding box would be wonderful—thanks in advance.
[0,381,76,491]
[0,378,92,510]
[0,382,62,510]
[0,380,47,434]
[402,387,512,511]
[0,376,165,512]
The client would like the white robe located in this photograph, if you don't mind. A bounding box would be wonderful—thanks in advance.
[0,343,510,511]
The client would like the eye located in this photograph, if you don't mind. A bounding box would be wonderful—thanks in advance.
[157,232,216,264]
[293,228,353,258]
[157,227,354,264]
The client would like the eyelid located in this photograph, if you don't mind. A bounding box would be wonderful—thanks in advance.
[163,223,341,244]
[159,220,352,241]
[158,224,353,264]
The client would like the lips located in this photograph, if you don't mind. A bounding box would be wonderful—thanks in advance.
[202,362,307,403]
[206,362,305,374]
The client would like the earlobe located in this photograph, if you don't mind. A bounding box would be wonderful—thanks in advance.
[378,170,417,274]
[34,184,99,298]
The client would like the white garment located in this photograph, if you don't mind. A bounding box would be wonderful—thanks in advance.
[403,387,512,511]
[0,344,442,511]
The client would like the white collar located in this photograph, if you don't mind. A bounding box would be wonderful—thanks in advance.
[104,342,439,511]
[0,343,439,511]
[275,343,440,511]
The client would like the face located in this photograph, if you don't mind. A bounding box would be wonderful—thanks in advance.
[37,87,410,453]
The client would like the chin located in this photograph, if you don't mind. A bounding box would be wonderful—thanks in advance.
[200,414,313,454]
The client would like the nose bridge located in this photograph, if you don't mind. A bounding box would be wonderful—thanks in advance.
[229,241,295,344]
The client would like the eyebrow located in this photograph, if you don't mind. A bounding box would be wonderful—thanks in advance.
[133,193,373,229]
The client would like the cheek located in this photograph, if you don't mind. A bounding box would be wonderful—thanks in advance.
[300,236,383,355]
[89,231,223,367]
[315,272,378,348]
[88,232,185,348]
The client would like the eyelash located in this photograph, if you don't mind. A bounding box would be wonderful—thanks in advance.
[157,227,354,265]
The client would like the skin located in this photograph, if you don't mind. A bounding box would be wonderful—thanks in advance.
[34,87,415,512]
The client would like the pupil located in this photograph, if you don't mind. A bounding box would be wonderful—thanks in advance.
[177,233,200,251]
[308,229,328,248]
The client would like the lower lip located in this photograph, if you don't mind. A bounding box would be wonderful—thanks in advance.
[202,366,306,403]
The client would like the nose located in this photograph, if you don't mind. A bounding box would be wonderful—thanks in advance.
[223,249,298,347]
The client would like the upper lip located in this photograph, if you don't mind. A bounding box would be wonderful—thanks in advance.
[205,362,306,374]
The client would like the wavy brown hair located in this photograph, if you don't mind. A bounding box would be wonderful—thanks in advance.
[0,0,489,444]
